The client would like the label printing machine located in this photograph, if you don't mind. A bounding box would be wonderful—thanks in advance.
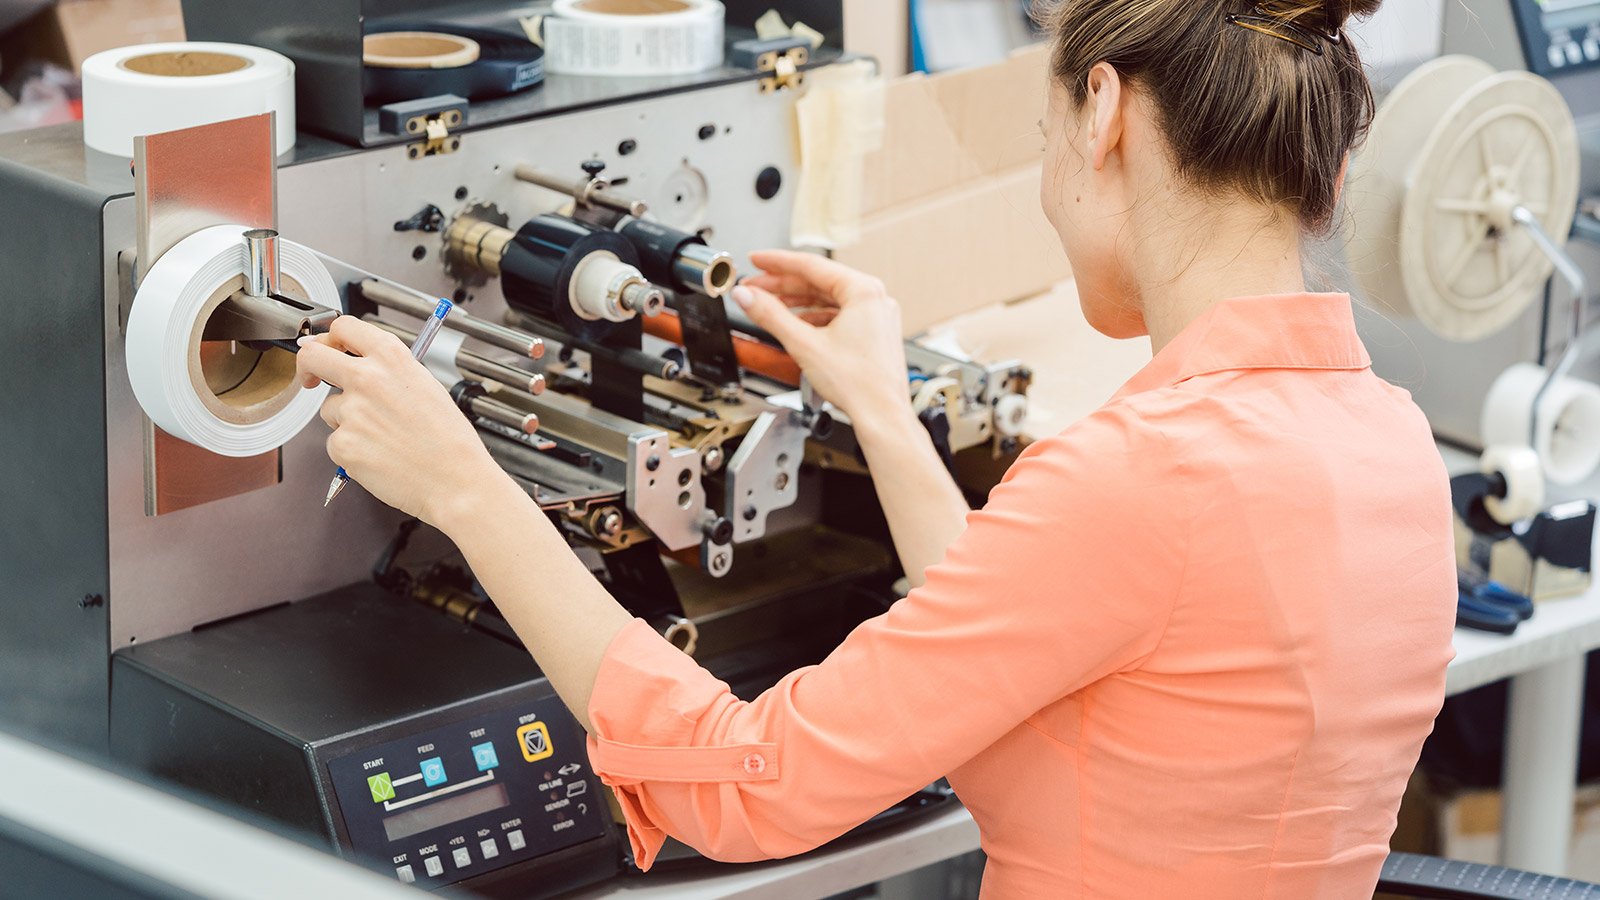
[0,1,1033,894]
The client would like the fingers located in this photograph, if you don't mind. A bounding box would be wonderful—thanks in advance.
[296,340,360,391]
[748,250,882,306]
[326,315,408,360]
[319,392,346,430]
[731,283,816,351]
[741,273,835,308]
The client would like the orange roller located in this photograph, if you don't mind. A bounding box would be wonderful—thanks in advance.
[644,310,803,386]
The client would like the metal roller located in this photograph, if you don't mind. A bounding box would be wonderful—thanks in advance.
[360,279,546,359]
[366,316,547,397]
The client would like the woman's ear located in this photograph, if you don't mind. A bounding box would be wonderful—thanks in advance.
[1334,153,1350,205]
[1084,62,1125,172]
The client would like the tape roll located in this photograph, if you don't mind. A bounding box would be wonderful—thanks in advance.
[126,225,339,458]
[363,32,480,69]
[1482,363,1600,486]
[364,25,545,104]
[1480,444,1545,525]
[82,42,296,157]
[540,0,725,76]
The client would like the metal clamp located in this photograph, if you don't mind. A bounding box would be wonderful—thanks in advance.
[725,408,808,544]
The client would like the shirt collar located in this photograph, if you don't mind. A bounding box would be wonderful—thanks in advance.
[1112,293,1372,401]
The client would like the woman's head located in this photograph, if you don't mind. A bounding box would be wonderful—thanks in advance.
[1037,0,1383,338]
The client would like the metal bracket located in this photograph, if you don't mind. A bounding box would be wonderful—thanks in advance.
[758,46,809,93]
[626,431,706,552]
[725,409,807,543]
[406,109,464,160]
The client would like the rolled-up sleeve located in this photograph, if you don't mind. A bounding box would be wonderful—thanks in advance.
[586,402,1190,870]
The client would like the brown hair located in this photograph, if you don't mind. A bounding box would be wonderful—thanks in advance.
[1039,0,1383,233]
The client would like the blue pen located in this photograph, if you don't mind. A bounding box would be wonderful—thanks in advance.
[324,298,455,508]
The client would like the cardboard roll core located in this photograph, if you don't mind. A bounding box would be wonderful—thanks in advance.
[120,51,253,77]
[190,275,307,426]
[363,32,482,69]
[575,0,692,14]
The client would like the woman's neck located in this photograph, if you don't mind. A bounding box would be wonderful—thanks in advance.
[1132,207,1308,355]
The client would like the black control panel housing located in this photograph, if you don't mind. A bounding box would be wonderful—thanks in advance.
[110,584,619,896]
[1512,0,1600,76]
[325,697,606,887]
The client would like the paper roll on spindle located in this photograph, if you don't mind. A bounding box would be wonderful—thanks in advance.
[1479,444,1545,525]
[126,225,338,457]
[1482,363,1600,486]
[534,0,726,76]
[82,42,296,157]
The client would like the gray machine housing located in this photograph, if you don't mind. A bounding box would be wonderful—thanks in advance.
[0,38,809,752]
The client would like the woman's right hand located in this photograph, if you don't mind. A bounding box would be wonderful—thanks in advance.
[732,250,911,428]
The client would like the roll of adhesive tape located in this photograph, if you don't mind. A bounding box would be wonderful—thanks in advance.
[82,42,296,157]
[1480,444,1545,525]
[1482,363,1600,486]
[363,25,545,104]
[540,0,725,76]
[126,225,338,458]
[363,31,481,69]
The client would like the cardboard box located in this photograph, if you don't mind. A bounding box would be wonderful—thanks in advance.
[7,0,183,73]
[831,43,1070,334]
[923,282,1152,438]
[861,43,1050,216]
[836,166,1070,336]
[843,0,908,77]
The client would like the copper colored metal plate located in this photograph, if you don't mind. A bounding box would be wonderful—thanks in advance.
[134,113,282,516]
[147,428,282,516]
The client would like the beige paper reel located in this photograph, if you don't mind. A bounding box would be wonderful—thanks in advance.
[1347,56,1580,342]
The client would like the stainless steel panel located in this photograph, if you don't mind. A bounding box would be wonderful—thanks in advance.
[103,75,806,645]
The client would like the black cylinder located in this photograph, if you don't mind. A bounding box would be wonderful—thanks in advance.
[618,218,700,290]
[500,214,640,344]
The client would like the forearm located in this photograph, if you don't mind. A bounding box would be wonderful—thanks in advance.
[853,407,972,587]
[436,471,634,733]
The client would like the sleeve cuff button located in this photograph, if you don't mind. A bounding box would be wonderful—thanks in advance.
[742,754,767,775]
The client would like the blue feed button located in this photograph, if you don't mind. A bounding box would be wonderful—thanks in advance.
[420,757,447,787]
[472,742,499,772]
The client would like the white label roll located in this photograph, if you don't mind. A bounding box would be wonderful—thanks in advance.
[1482,362,1600,487]
[541,0,725,76]
[126,225,338,458]
[82,42,296,157]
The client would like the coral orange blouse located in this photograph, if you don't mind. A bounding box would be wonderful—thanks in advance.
[585,293,1458,898]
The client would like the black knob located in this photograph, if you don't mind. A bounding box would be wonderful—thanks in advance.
[704,517,735,545]
[809,410,835,441]
[581,159,607,177]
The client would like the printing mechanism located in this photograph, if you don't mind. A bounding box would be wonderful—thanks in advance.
[323,162,1035,635]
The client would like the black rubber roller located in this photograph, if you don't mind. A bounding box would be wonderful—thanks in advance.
[501,214,642,345]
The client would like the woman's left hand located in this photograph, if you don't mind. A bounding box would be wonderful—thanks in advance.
[295,316,508,529]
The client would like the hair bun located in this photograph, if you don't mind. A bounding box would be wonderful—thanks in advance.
[1266,0,1383,28]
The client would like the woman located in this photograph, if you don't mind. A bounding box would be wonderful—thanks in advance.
[297,0,1457,895]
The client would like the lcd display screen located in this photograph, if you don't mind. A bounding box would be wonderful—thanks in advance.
[382,783,510,842]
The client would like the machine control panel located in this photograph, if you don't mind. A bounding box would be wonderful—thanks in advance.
[326,697,607,888]
[1513,0,1600,75]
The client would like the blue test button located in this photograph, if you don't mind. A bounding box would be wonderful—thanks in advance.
[420,757,447,787]
[472,742,499,772]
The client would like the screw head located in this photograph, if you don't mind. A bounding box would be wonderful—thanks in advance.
[742,505,758,522]
[646,455,661,472]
